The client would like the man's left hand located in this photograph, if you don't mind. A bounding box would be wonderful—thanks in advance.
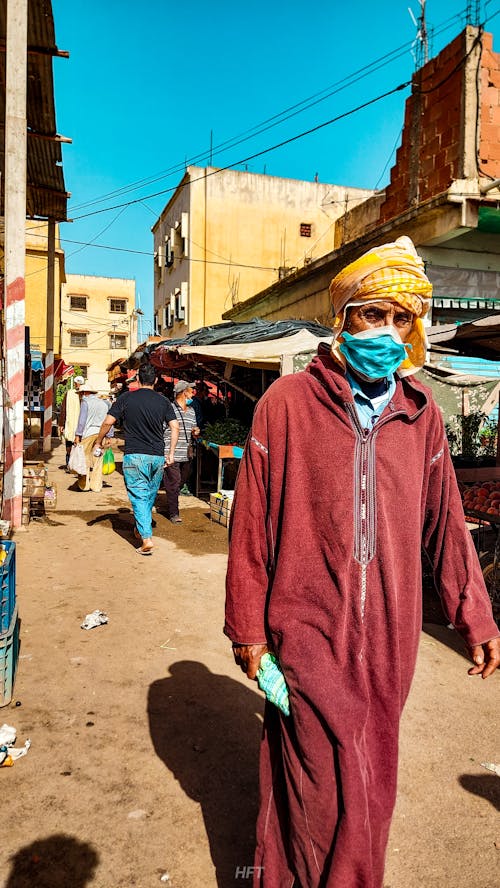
[468,636,500,678]
[165,452,175,466]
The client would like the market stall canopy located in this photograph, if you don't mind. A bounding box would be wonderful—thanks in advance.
[54,358,74,380]
[427,316,500,362]
[417,364,500,424]
[147,319,334,373]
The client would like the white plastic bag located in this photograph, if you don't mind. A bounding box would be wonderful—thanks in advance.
[68,443,87,475]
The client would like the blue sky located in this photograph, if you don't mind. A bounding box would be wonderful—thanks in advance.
[52,0,500,336]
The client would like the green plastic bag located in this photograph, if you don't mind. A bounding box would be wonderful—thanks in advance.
[102,447,115,475]
[256,653,290,716]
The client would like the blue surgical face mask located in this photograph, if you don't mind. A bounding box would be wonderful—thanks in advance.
[186,397,193,405]
[339,326,411,380]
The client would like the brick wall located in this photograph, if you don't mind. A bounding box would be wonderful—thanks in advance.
[379,28,500,224]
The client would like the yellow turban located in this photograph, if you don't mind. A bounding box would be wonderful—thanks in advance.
[329,236,432,376]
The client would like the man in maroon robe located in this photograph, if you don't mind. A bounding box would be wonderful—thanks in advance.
[225,237,500,888]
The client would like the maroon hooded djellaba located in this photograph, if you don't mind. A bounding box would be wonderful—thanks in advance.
[224,349,499,888]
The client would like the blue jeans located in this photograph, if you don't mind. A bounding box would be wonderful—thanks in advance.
[122,453,164,540]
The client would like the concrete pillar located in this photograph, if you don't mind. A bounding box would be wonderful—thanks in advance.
[2,0,28,529]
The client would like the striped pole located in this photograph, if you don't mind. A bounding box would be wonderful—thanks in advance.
[3,280,26,529]
[42,350,54,452]
[43,219,56,453]
[2,0,27,530]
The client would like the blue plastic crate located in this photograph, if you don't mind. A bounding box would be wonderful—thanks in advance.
[0,604,19,707]
[0,541,16,634]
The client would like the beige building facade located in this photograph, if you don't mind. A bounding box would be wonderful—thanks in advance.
[61,274,138,392]
[24,220,66,355]
[152,166,374,339]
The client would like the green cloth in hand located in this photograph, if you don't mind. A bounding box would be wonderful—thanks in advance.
[257,652,290,716]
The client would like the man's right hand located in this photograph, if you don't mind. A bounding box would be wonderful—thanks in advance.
[232,643,269,680]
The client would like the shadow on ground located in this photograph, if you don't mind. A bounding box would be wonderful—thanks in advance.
[4,834,99,887]
[459,773,500,812]
[148,660,263,887]
[422,622,473,664]
[86,507,137,548]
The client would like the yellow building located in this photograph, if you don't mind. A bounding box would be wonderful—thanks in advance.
[60,274,138,392]
[25,220,66,356]
[152,166,374,338]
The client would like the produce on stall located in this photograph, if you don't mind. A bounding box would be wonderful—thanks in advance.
[461,480,500,516]
[460,481,500,620]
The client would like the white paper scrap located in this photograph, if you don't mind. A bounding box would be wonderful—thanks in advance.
[81,610,108,630]
[0,724,17,746]
[481,761,500,776]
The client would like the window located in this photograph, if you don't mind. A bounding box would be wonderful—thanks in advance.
[77,365,88,379]
[300,223,312,237]
[70,295,87,311]
[110,333,127,349]
[110,299,127,313]
[70,332,88,348]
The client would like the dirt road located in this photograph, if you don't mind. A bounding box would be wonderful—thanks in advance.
[1,443,498,887]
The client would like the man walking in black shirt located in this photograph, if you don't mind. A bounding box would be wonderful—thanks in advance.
[95,363,179,555]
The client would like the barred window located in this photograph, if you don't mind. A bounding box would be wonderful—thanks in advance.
[110,334,127,349]
[70,295,87,311]
[300,223,312,237]
[70,332,88,347]
[110,299,127,313]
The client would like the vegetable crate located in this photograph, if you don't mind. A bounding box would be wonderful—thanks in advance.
[0,604,19,707]
[22,462,48,499]
[0,541,16,634]
[210,492,234,527]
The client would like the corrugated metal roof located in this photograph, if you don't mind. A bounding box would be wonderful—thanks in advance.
[428,316,500,363]
[0,0,68,221]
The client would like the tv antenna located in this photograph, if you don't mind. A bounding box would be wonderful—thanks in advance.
[465,0,481,26]
[408,0,429,69]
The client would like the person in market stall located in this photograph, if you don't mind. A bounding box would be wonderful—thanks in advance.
[73,383,112,493]
[58,374,85,470]
[192,380,218,429]
[93,362,179,555]
[154,376,174,402]
[163,380,200,523]
[224,235,500,888]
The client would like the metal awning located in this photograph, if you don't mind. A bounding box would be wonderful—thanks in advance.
[151,329,333,372]
[427,316,500,362]
[0,0,69,221]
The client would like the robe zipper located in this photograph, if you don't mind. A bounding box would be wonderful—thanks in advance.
[345,402,380,620]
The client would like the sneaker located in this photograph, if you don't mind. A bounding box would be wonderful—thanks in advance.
[169,516,182,524]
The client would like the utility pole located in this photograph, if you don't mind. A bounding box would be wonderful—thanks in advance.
[408,0,429,206]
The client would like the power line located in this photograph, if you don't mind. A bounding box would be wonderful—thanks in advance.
[71,80,412,222]
[68,8,465,215]
[71,18,487,226]
[64,205,129,261]
[25,229,280,270]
